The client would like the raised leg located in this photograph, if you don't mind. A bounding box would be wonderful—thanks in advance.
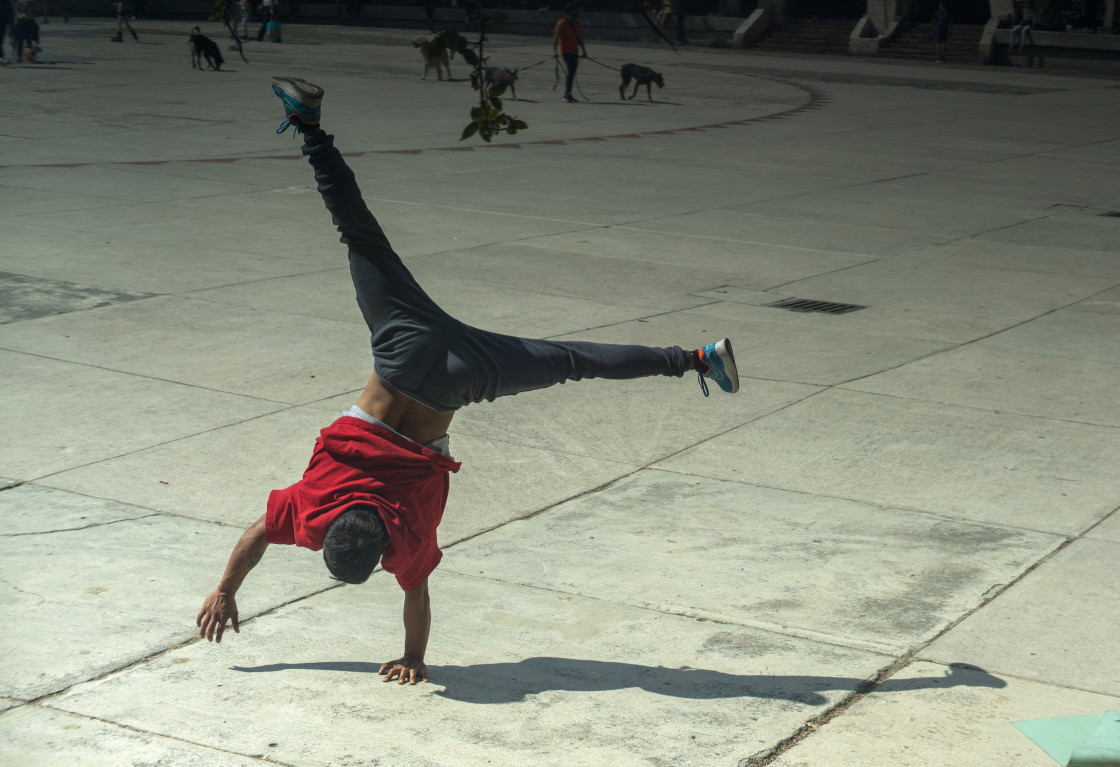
[272,77,735,409]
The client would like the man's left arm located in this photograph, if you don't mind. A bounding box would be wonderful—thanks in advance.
[379,579,430,684]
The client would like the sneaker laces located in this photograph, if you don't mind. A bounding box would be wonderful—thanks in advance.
[697,370,709,397]
[276,115,311,136]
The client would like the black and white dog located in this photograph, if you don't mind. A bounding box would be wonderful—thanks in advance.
[619,63,664,102]
[472,66,519,100]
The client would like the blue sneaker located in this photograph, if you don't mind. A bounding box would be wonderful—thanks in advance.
[696,338,739,396]
[271,76,323,134]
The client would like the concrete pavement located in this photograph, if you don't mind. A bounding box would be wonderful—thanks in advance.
[1,18,1118,767]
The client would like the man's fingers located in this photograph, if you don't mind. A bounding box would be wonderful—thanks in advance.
[378,661,426,685]
[374,663,426,685]
[231,614,240,633]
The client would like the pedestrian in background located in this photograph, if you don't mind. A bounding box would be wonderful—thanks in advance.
[932,1,950,62]
[13,0,42,62]
[1010,0,1034,52]
[110,0,138,41]
[0,0,13,65]
[553,3,587,103]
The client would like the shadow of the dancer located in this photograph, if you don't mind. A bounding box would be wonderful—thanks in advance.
[231,658,1004,705]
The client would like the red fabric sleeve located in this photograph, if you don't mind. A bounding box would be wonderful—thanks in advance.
[388,544,443,592]
[264,488,297,546]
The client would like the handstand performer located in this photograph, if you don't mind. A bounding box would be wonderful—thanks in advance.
[196,77,740,685]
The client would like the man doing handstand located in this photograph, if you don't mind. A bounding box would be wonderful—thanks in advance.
[196,77,740,685]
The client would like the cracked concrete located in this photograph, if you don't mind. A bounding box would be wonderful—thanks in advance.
[2,17,1118,767]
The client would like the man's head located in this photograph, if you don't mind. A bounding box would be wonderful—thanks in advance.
[322,506,388,584]
[565,3,580,19]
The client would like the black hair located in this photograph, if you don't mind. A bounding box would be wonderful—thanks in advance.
[564,3,580,16]
[322,506,388,584]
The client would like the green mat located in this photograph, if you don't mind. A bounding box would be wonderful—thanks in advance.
[1013,712,1120,766]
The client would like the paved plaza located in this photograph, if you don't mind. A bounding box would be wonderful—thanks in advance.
[2,17,1119,767]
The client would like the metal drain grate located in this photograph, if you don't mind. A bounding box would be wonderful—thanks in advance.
[768,297,866,315]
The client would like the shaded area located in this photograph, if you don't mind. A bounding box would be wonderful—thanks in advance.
[0,272,153,324]
[231,657,1006,705]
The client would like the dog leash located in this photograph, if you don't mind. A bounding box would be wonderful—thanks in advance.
[583,55,622,73]
[553,56,591,101]
[515,55,554,72]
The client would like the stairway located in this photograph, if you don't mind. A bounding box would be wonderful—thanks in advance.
[876,24,986,63]
[750,19,856,55]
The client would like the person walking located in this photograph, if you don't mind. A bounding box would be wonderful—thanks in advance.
[13,0,42,62]
[553,3,587,103]
[256,0,280,42]
[196,77,741,685]
[110,0,138,41]
[0,0,13,65]
[933,1,950,62]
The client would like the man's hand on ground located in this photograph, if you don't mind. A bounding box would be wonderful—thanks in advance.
[196,589,239,643]
[379,656,428,685]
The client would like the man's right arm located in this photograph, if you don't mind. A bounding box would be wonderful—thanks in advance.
[196,513,269,643]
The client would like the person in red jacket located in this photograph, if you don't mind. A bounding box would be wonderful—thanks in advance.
[196,77,740,686]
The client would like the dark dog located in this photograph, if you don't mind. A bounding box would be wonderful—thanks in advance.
[619,63,664,102]
[471,66,519,100]
[189,26,224,70]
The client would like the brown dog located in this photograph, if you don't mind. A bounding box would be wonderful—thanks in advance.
[189,26,224,70]
[412,36,452,80]
[619,63,665,102]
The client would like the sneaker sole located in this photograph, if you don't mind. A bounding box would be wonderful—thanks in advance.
[715,338,740,394]
[271,76,324,107]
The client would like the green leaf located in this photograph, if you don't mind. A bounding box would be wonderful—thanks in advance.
[461,122,480,141]
[428,38,447,58]
[511,120,528,130]
[462,49,479,66]
[491,82,508,99]
[490,95,503,111]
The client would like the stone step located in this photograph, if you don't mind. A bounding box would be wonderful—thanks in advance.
[752,19,855,53]
[878,24,986,61]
